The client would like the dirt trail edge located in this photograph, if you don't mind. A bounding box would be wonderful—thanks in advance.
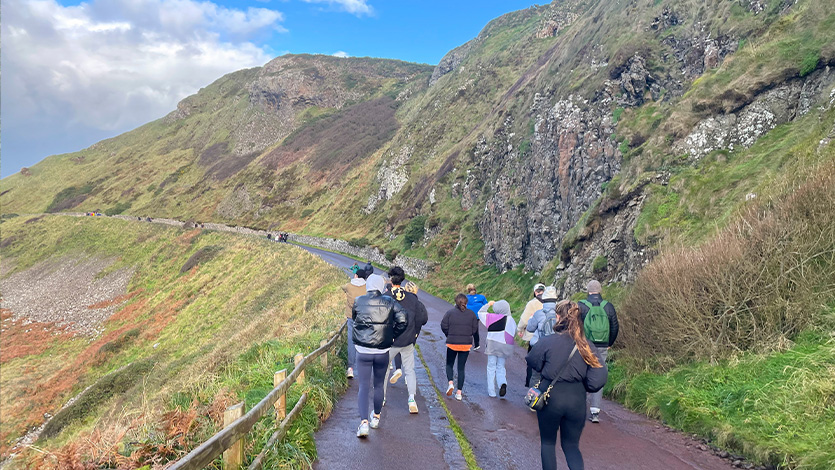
[298,244,736,470]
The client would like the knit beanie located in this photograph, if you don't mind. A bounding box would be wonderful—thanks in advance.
[542,286,559,302]
[586,280,602,294]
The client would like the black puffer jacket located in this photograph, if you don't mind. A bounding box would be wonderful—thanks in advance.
[441,307,479,346]
[352,291,408,349]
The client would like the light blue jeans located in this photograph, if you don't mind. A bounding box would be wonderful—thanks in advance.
[486,355,507,397]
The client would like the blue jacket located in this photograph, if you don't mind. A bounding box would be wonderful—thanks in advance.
[526,301,557,346]
[466,294,487,316]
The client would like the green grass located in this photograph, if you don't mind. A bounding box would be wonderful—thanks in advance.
[609,328,835,469]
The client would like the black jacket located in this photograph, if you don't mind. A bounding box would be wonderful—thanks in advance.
[578,293,619,347]
[526,331,607,393]
[352,291,408,349]
[387,288,429,347]
[441,307,479,346]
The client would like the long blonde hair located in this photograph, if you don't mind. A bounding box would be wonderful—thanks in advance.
[555,301,602,368]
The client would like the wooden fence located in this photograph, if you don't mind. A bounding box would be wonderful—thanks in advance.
[169,321,347,470]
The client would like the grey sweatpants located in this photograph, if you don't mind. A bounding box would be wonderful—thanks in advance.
[384,344,417,398]
[588,347,608,413]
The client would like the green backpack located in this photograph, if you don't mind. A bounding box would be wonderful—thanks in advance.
[580,299,610,344]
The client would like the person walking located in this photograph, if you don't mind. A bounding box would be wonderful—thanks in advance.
[352,273,408,438]
[441,293,480,401]
[578,279,619,423]
[364,260,374,274]
[477,300,517,398]
[350,262,359,274]
[385,268,428,413]
[341,268,368,379]
[526,301,607,470]
[518,283,546,387]
[465,284,486,349]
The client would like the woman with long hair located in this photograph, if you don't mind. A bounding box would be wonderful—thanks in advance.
[525,301,608,470]
[441,293,480,400]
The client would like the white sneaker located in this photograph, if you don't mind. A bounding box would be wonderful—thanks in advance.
[455,391,463,401]
[370,414,381,429]
[408,398,419,414]
[346,367,354,379]
[446,383,454,396]
[357,420,369,438]
[390,369,403,384]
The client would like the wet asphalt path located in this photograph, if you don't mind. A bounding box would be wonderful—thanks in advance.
[298,244,735,470]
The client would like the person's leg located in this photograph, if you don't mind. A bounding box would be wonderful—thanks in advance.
[384,346,402,400]
[394,352,403,370]
[355,353,373,421]
[486,355,497,396]
[346,319,356,371]
[560,398,587,470]
[589,348,609,415]
[496,356,507,393]
[456,351,470,391]
[537,399,561,470]
[525,344,533,387]
[400,345,417,397]
[371,352,389,416]
[446,347,456,383]
[473,330,480,349]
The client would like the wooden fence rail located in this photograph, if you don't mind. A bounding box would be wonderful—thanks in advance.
[169,321,347,470]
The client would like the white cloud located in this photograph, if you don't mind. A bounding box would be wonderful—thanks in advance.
[301,0,373,16]
[332,51,350,58]
[1,0,285,175]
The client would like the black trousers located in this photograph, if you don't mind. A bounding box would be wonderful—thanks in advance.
[526,344,534,386]
[537,381,587,470]
[445,348,470,390]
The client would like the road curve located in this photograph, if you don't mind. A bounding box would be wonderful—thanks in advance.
[297,244,735,470]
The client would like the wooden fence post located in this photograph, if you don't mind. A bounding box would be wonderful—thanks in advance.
[295,353,305,384]
[320,339,328,368]
[223,402,246,470]
[274,369,286,421]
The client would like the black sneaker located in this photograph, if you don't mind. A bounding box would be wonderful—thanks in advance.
[499,383,507,397]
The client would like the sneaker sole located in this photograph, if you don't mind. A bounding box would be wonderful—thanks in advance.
[409,404,419,414]
[446,387,454,396]
[389,372,402,384]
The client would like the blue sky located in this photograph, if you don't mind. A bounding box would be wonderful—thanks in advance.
[0,0,541,178]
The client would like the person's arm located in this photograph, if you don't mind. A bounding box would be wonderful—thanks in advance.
[352,303,358,321]
[606,303,619,347]
[477,303,490,326]
[584,346,609,392]
[417,300,429,327]
[525,340,547,373]
[441,312,450,337]
[527,310,542,333]
[518,302,533,335]
[392,301,408,339]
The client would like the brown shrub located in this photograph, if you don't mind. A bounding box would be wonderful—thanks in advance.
[621,162,835,363]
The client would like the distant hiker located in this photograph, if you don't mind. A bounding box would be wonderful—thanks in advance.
[526,286,561,346]
[267,233,272,240]
[441,293,480,401]
[465,284,485,350]
[364,260,373,274]
[342,268,368,379]
[477,300,517,398]
[385,268,428,414]
[526,301,607,470]
[350,263,359,274]
[518,283,546,387]
[578,279,619,424]
[352,273,407,438]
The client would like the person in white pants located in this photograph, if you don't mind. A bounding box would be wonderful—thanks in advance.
[477,300,517,398]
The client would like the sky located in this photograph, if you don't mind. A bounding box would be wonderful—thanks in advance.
[0,0,542,178]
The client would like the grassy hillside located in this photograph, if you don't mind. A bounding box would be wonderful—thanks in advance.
[0,215,348,468]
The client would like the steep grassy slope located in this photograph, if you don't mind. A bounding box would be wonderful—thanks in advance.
[0,215,347,468]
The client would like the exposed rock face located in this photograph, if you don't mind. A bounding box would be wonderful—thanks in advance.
[365,145,413,213]
[677,66,835,159]
[430,40,477,86]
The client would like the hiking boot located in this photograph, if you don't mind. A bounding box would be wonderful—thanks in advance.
[346,367,354,379]
[590,411,600,423]
[499,383,507,397]
[408,398,419,414]
[370,414,381,429]
[455,390,463,401]
[357,420,369,438]
[390,369,403,384]
[446,383,454,396]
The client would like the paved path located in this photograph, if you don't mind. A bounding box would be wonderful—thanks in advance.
[295,245,737,470]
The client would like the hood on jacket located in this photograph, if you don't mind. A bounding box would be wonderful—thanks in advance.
[366,273,386,293]
[350,277,366,287]
[493,300,511,316]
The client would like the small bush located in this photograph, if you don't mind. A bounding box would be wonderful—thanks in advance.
[104,201,131,216]
[385,248,400,262]
[348,237,370,248]
[621,163,835,363]
[97,328,140,357]
[592,256,608,273]
[403,215,427,250]
[300,209,314,218]
[46,184,95,213]
[180,246,221,273]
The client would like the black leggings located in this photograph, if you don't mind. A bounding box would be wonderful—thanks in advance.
[445,348,470,390]
[526,344,534,386]
[537,381,587,470]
